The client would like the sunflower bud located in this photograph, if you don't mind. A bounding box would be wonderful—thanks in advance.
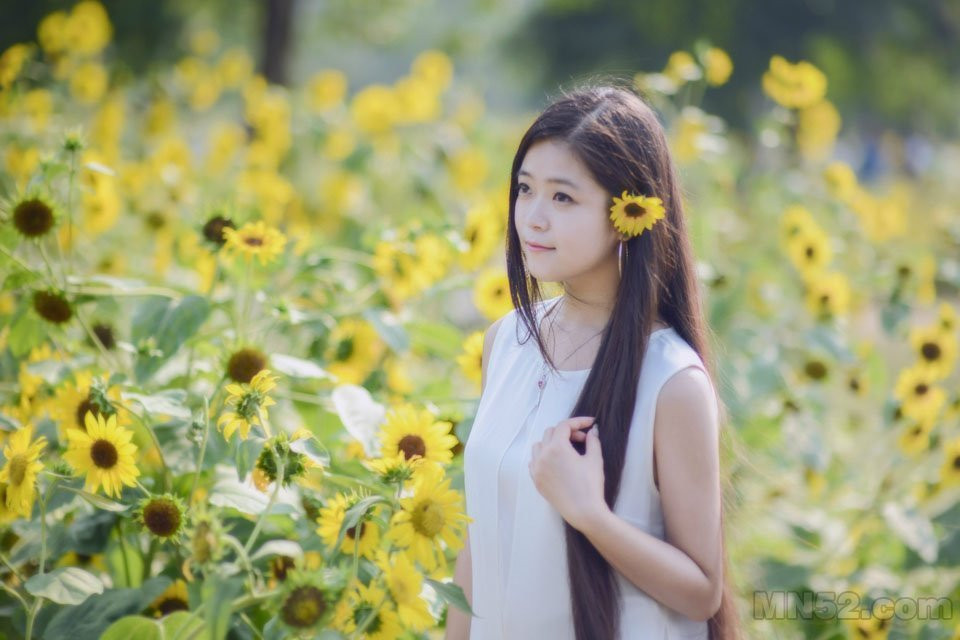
[135,493,187,542]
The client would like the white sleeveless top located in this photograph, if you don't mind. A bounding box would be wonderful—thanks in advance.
[463,297,712,640]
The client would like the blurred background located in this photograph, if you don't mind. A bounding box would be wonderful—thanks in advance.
[2,1,960,639]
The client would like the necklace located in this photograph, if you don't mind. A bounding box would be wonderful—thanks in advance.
[535,298,604,390]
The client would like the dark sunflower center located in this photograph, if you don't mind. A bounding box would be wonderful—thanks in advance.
[335,337,355,361]
[156,596,189,616]
[227,348,267,383]
[915,383,929,396]
[921,342,941,361]
[353,603,382,633]
[203,215,235,244]
[90,439,118,469]
[346,520,366,540]
[281,586,326,628]
[397,434,426,460]
[77,399,101,429]
[411,499,444,537]
[804,361,827,380]
[953,455,960,470]
[271,555,295,581]
[33,290,73,324]
[142,498,182,537]
[8,455,28,486]
[244,236,264,247]
[624,202,646,218]
[804,246,815,259]
[13,198,55,237]
[467,228,478,244]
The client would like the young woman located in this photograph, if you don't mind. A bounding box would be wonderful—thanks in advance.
[446,84,741,639]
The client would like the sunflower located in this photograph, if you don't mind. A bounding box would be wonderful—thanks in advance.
[909,325,957,380]
[894,364,946,423]
[10,195,58,238]
[473,268,511,321]
[803,271,851,319]
[378,403,457,464]
[50,370,131,442]
[940,436,960,488]
[458,199,502,271]
[222,220,286,265]
[135,493,187,541]
[363,452,429,487]
[609,190,666,238]
[761,55,827,109]
[373,549,434,631]
[225,346,268,383]
[384,461,470,571]
[280,581,329,630]
[456,331,484,388]
[331,579,404,640]
[63,411,140,498]
[316,491,382,560]
[149,579,189,617]
[0,425,47,517]
[897,417,934,457]
[33,289,72,324]
[323,318,385,386]
[784,227,832,277]
[217,368,278,441]
[937,302,958,335]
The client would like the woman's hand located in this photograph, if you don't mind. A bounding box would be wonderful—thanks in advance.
[529,416,610,532]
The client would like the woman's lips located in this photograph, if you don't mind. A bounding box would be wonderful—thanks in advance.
[525,242,554,252]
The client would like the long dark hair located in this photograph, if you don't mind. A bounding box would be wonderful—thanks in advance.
[505,81,742,640]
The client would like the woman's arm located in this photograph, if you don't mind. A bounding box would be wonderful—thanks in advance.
[445,316,502,639]
[445,529,473,639]
[575,366,724,622]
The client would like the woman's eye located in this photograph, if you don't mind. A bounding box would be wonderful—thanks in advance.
[555,192,572,203]
[516,182,529,194]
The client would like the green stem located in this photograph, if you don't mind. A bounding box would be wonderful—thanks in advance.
[223,534,257,590]
[65,150,76,274]
[70,286,184,298]
[0,245,42,278]
[242,456,284,556]
[0,551,23,581]
[38,479,59,576]
[36,241,60,288]
[24,598,42,640]
[115,520,132,587]
[256,406,272,439]
[0,581,27,610]
[190,392,216,501]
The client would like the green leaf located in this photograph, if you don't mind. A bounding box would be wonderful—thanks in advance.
[62,486,130,512]
[25,567,104,605]
[209,466,297,516]
[883,501,938,563]
[161,611,207,639]
[405,321,465,359]
[122,389,192,419]
[9,304,46,358]
[250,539,303,562]
[42,576,171,640]
[202,575,243,640]
[333,495,387,554]
[270,353,334,380]
[132,295,210,383]
[362,307,409,352]
[101,616,161,640]
[425,578,475,616]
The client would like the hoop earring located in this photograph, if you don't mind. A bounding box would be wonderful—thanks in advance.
[618,240,624,278]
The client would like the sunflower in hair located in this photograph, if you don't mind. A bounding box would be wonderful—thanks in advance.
[609,190,666,238]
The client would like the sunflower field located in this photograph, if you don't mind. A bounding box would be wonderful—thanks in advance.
[0,2,959,639]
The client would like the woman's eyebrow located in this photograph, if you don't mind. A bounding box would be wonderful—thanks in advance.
[517,169,579,189]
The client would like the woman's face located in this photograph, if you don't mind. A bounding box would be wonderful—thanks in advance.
[514,138,621,283]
